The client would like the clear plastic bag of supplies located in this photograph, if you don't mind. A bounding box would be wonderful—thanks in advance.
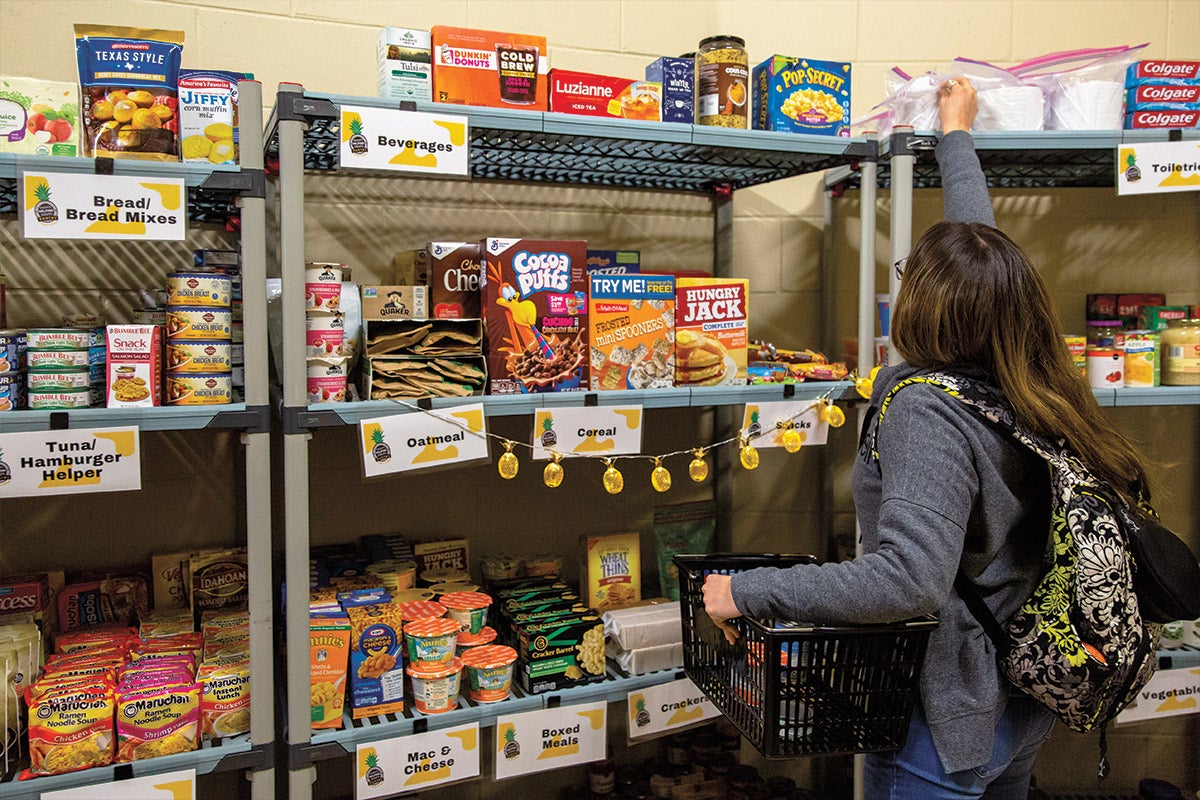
[1012,44,1147,130]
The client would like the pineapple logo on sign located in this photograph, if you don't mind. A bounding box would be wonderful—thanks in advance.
[539,415,557,447]
[633,695,651,728]
[31,180,58,224]
[365,424,392,463]
[345,112,369,156]
[359,748,385,787]
[1124,151,1141,183]
[500,723,521,759]
[0,448,10,485]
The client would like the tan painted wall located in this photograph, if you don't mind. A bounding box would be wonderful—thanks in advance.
[1,0,1197,795]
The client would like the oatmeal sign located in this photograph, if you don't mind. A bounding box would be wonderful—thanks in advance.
[0,426,141,498]
[359,405,489,477]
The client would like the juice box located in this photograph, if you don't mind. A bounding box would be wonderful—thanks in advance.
[346,604,405,719]
[309,612,351,729]
[377,27,432,102]
[483,238,588,394]
[179,70,249,165]
[674,278,748,386]
[588,273,674,390]
[581,532,641,611]
[549,69,661,121]
[645,57,695,123]
[0,77,79,156]
[431,26,548,110]
[753,56,851,136]
[429,242,483,319]
[106,324,163,407]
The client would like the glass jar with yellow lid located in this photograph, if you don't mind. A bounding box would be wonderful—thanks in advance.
[1161,318,1200,386]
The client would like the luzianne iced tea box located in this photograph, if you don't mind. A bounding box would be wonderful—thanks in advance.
[483,238,587,394]
[588,273,674,390]
[431,26,548,110]
[674,278,747,386]
[549,69,661,121]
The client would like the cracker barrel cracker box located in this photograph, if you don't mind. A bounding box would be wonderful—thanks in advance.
[753,56,851,136]
[484,238,588,394]
[674,278,748,386]
[431,26,548,110]
[588,273,675,390]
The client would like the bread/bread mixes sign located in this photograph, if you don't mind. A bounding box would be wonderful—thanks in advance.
[0,426,141,498]
[21,171,186,240]
[339,104,468,176]
[359,404,488,477]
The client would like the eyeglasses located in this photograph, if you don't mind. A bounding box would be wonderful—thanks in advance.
[893,257,908,280]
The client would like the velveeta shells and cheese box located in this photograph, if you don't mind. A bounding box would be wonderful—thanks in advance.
[674,277,748,386]
[431,26,548,110]
[588,273,674,390]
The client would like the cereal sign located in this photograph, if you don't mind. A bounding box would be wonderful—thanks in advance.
[21,171,186,241]
[359,405,489,477]
[530,407,643,460]
[0,425,141,498]
[338,104,469,176]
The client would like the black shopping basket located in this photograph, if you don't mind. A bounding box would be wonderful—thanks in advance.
[675,553,937,759]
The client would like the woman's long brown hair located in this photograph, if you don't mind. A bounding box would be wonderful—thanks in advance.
[890,221,1151,506]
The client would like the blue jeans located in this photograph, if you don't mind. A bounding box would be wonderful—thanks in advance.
[864,693,1055,800]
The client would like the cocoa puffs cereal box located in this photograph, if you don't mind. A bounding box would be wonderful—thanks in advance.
[674,278,747,386]
[588,273,674,390]
[431,26,548,110]
[483,238,588,394]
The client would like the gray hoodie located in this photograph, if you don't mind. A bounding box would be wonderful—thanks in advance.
[730,131,1053,773]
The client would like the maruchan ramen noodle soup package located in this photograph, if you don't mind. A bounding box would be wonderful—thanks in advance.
[74,25,184,161]
[582,532,641,611]
[588,273,675,390]
[432,26,548,110]
[115,681,200,762]
[24,682,115,776]
[675,277,748,386]
[178,70,249,165]
[199,661,250,739]
[753,56,851,136]
[0,77,80,156]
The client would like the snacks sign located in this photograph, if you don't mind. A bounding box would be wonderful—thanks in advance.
[0,425,140,498]
[359,404,488,477]
[1116,141,1200,195]
[627,677,719,739]
[741,401,829,449]
[20,171,186,241]
[356,723,480,798]
[339,104,468,176]
[495,703,606,780]
[530,407,643,460]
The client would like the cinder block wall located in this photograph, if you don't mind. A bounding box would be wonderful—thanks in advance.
[1,0,1197,795]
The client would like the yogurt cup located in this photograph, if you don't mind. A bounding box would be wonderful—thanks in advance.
[392,589,438,604]
[305,318,347,359]
[404,617,460,666]
[439,591,493,636]
[406,657,462,714]
[395,600,446,622]
[460,645,517,703]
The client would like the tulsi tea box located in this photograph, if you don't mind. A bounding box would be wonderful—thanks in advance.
[588,273,675,390]
[429,241,483,319]
[674,278,748,386]
[483,238,588,394]
[377,27,432,102]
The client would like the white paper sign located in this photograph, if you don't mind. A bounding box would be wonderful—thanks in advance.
[0,426,140,498]
[1116,666,1200,723]
[531,406,643,460]
[627,677,720,739]
[360,405,489,477]
[355,723,480,798]
[741,401,828,449]
[1116,141,1200,195]
[339,105,469,176]
[21,171,187,241]
[495,702,607,780]
[41,769,196,799]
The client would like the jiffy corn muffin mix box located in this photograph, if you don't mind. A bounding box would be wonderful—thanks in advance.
[752,56,851,136]
[588,273,674,390]
[674,278,747,386]
[179,70,249,165]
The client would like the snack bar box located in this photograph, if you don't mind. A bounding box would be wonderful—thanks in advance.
[431,26,548,110]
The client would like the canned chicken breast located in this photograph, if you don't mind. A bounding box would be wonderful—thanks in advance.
[166,340,232,373]
[166,272,233,308]
[166,372,232,405]
[166,307,232,340]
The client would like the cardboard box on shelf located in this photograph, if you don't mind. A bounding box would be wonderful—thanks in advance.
[586,250,641,274]
[360,286,428,321]
[360,355,485,400]
[549,69,661,121]
[429,242,483,319]
[106,324,163,407]
[0,77,79,156]
[151,551,196,610]
[752,56,851,136]
[414,539,470,584]
[581,531,641,612]
[431,26,549,110]
[646,57,695,123]
[674,277,748,386]
[377,27,432,102]
[346,603,405,719]
[392,249,430,285]
[587,272,675,390]
[310,612,351,729]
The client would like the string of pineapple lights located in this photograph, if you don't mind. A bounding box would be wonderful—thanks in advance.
[376,371,874,495]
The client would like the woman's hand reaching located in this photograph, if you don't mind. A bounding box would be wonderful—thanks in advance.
[702,573,742,645]
[939,76,978,134]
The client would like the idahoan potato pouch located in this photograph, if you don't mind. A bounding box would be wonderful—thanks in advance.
[74,25,184,161]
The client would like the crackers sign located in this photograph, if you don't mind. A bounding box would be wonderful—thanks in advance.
[0,426,141,498]
[531,406,643,460]
[741,401,828,449]
[356,723,480,798]
[339,104,469,176]
[21,171,186,241]
[1117,666,1200,723]
[627,677,719,739]
[41,768,195,799]
[495,702,606,780]
[360,404,488,477]
[1116,141,1200,195]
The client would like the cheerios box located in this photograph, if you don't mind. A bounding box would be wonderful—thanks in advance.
[752,56,851,136]
[482,238,588,394]
[106,324,163,407]
[588,273,675,390]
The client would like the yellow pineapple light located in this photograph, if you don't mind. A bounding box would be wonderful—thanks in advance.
[739,436,759,470]
[543,452,564,488]
[688,448,709,483]
[781,425,804,453]
[819,400,846,428]
[650,457,672,492]
[497,440,519,480]
[602,458,624,495]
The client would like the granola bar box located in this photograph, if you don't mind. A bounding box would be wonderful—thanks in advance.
[588,273,674,390]
[483,238,588,394]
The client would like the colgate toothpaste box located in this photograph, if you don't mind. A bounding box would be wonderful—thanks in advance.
[432,26,548,110]
[106,324,163,407]
[549,69,661,121]
[1124,108,1200,129]
[1126,60,1200,86]
[1125,84,1200,109]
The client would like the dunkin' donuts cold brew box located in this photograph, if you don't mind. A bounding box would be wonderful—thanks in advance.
[483,238,587,394]
[674,278,748,386]
[431,26,548,110]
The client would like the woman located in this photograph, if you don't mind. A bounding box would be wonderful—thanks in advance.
[701,78,1152,799]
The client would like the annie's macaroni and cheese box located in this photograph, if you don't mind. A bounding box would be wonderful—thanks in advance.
[310,612,351,730]
[106,324,162,407]
[674,278,748,386]
[752,56,851,136]
[431,26,548,110]
[588,273,674,390]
